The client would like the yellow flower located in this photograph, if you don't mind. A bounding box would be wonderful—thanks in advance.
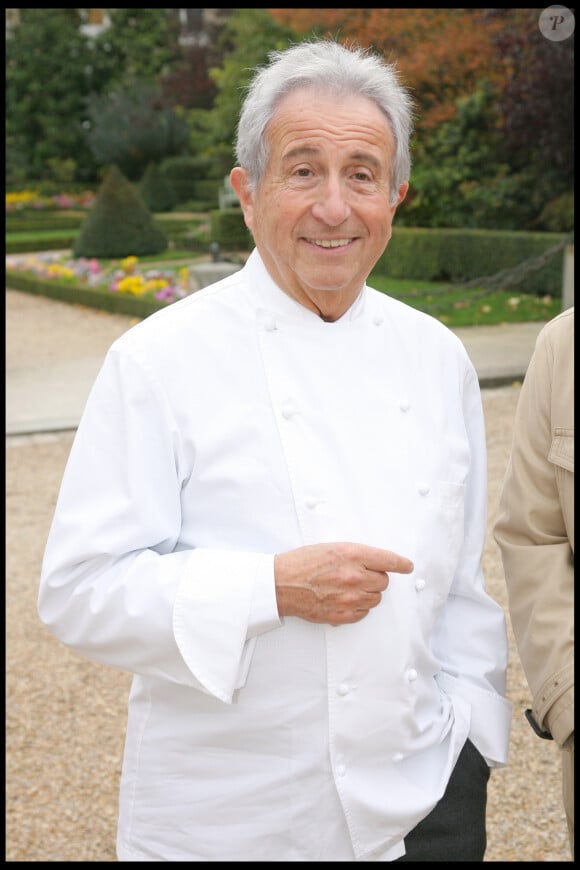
[6,190,40,206]
[117,275,147,296]
[120,256,139,274]
[46,263,75,279]
[145,278,169,293]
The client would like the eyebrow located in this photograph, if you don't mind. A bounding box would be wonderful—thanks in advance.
[281,146,319,163]
[282,146,382,171]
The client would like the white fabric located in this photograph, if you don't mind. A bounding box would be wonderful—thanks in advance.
[39,249,512,861]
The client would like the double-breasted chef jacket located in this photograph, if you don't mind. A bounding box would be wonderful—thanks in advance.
[39,249,512,861]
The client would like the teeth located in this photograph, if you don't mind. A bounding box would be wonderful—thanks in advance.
[310,238,352,248]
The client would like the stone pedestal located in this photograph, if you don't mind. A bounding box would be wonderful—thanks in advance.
[188,261,242,293]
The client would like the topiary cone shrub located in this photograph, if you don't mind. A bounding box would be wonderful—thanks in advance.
[73,164,168,258]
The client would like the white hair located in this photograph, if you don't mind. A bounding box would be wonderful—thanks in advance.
[234,39,414,206]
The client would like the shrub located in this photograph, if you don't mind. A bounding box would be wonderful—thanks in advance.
[73,165,168,259]
[139,162,177,213]
[534,192,574,233]
[161,155,214,205]
[192,179,220,210]
[209,208,252,249]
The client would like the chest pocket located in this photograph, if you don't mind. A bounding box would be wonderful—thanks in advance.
[549,429,574,473]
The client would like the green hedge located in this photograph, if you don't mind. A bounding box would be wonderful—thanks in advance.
[6,233,78,253]
[161,155,217,203]
[5,212,86,232]
[209,208,252,249]
[206,218,566,294]
[193,179,219,209]
[375,228,567,296]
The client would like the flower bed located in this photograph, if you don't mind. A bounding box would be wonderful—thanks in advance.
[6,189,96,211]
[7,252,189,303]
[6,252,192,317]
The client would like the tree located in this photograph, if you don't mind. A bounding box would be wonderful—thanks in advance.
[398,85,532,229]
[185,9,299,174]
[84,81,190,182]
[493,9,574,218]
[158,9,233,111]
[91,9,180,89]
[91,10,232,112]
[268,9,507,129]
[5,9,217,186]
[5,9,107,184]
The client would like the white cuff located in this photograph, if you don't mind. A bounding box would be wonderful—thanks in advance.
[173,549,280,704]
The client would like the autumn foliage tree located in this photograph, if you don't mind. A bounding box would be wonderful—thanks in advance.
[268,9,507,129]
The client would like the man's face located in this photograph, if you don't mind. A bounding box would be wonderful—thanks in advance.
[231,87,408,321]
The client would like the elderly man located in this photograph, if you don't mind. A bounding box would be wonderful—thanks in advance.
[39,39,511,861]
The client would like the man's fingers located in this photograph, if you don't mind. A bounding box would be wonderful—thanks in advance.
[274,542,414,623]
[360,545,414,575]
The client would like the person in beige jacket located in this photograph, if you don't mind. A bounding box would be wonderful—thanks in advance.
[494,307,574,858]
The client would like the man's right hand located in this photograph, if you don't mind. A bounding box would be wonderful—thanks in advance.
[274,542,414,626]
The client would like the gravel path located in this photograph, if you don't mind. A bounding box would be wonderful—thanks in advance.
[5,290,572,861]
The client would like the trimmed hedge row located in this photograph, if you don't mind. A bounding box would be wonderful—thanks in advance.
[206,213,567,296]
[375,227,566,296]
[6,233,79,253]
[6,212,86,232]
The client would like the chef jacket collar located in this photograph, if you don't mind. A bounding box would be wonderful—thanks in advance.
[244,248,369,329]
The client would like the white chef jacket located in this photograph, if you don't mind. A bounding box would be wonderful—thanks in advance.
[39,248,512,861]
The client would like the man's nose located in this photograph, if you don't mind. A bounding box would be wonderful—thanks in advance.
[310,177,351,225]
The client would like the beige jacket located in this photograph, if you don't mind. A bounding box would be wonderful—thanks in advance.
[494,307,574,747]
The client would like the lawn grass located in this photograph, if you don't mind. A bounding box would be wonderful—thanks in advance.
[369,274,560,327]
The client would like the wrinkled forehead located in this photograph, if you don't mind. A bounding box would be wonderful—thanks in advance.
[272,82,389,125]
[266,85,396,157]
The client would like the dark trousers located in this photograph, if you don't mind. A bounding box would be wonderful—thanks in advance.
[395,739,490,862]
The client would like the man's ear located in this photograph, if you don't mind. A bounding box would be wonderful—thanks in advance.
[388,181,409,219]
[394,181,409,208]
[230,167,254,229]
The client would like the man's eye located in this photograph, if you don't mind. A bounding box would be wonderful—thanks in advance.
[353,172,372,182]
[295,168,312,177]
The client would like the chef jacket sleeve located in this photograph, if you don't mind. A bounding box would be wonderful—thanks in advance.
[432,364,512,766]
[38,343,282,704]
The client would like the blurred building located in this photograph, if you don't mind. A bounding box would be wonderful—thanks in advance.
[6,9,227,44]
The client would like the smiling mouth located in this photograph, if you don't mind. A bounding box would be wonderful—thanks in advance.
[306,238,354,248]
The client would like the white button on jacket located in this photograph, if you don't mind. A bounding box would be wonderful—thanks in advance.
[39,250,512,861]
